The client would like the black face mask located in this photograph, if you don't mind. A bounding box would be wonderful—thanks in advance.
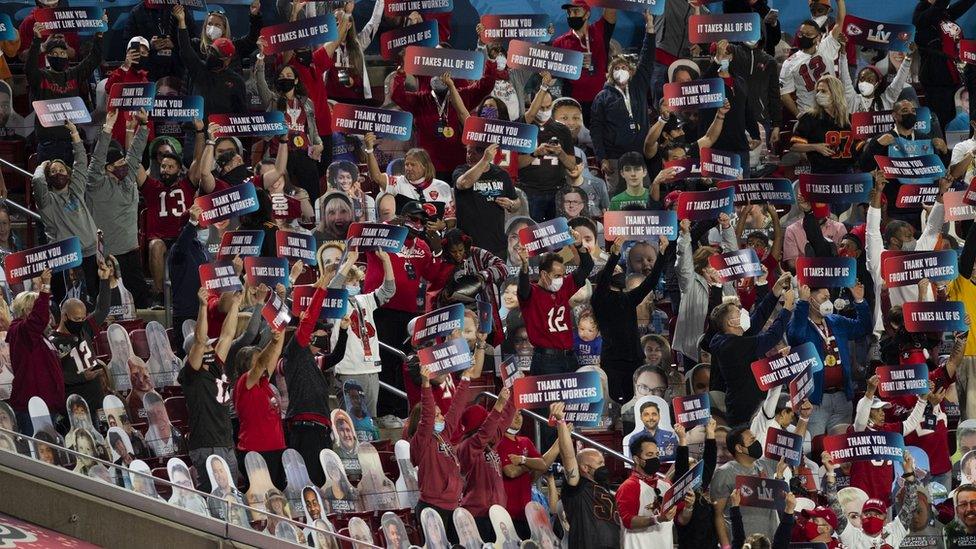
[746,440,763,459]
[65,319,86,336]
[567,16,586,31]
[310,334,330,351]
[223,164,250,185]
[206,54,224,71]
[49,172,70,190]
[899,112,918,130]
[797,35,816,50]
[159,172,179,185]
[216,151,237,169]
[641,457,660,476]
[592,465,611,486]
[276,78,297,93]
[48,57,69,71]
[295,51,313,65]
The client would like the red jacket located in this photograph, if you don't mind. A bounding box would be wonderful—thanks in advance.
[6,292,64,412]
[105,65,156,145]
[290,48,334,137]
[363,239,437,314]
[458,398,517,517]
[617,470,672,529]
[410,380,470,510]
[390,64,498,173]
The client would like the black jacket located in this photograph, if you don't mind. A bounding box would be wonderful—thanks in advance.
[913,0,976,87]
[730,44,781,127]
[26,35,102,142]
[124,3,197,82]
[168,221,209,318]
[697,65,760,153]
[590,30,656,162]
[177,25,247,117]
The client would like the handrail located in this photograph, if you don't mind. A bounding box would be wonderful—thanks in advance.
[0,157,43,222]
[0,427,377,548]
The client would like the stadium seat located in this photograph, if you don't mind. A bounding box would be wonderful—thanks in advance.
[164,396,189,428]
[130,329,150,360]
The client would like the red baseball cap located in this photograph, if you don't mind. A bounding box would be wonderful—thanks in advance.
[862,498,888,515]
[802,506,838,531]
[561,0,590,11]
[460,405,488,436]
[664,190,682,209]
[212,37,236,59]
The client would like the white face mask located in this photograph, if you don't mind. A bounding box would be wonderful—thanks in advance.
[613,68,631,85]
[813,15,828,27]
[815,92,832,107]
[737,308,751,332]
[495,55,507,71]
[819,300,834,316]
[206,24,223,41]
[547,276,564,292]
[857,81,876,97]
[346,284,361,297]
[506,427,520,436]
[536,108,552,123]
[901,238,917,251]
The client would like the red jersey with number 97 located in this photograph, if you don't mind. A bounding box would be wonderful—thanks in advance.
[141,176,196,241]
[518,276,579,351]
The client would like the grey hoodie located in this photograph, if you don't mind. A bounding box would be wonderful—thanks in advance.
[86,127,149,256]
[32,140,99,257]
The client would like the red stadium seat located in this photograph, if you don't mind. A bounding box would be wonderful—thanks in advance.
[164,396,189,427]
[151,467,172,499]
[130,329,150,360]
[94,330,111,358]
[376,450,397,482]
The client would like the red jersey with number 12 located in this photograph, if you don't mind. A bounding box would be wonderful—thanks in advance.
[518,277,579,350]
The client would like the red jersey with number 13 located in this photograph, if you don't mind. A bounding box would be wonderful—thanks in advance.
[141,176,197,240]
[518,277,579,350]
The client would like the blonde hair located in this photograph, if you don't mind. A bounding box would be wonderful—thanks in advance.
[605,54,635,84]
[811,75,850,128]
[199,12,231,53]
[0,295,10,330]
[317,241,363,282]
[10,291,38,320]
[404,148,436,181]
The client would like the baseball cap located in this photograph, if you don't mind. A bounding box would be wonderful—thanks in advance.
[128,36,150,51]
[861,498,887,515]
[212,37,236,59]
[664,190,682,209]
[870,397,890,409]
[802,506,838,531]
[560,0,590,10]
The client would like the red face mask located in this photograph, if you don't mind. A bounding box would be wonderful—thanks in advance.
[861,515,884,536]
[803,520,822,540]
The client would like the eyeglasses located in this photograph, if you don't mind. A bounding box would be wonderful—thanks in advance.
[636,384,667,397]
[563,199,584,205]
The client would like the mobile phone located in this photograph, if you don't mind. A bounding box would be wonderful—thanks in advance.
[548,137,560,146]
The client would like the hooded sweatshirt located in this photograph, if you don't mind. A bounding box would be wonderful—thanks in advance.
[6,291,63,413]
[32,140,98,257]
[458,399,517,517]
[25,34,102,142]
[410,379,470,510]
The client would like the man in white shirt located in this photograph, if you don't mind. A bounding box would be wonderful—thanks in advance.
[779,0,846,117]
[949,123,976,182]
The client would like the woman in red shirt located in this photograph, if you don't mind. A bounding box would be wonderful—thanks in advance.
[233,325,286,489]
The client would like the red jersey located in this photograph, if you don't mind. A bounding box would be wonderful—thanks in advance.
[847,425,895,502]
[458,404,515,517]
[363,237,436,314]
[497,434,542,520]
[141,177,195,241]
[233,374,286,452]
[552,18,612,103]
[518,277,580,350]
[735,250,780,310]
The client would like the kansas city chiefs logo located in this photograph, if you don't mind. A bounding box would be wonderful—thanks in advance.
[845,24,863,36]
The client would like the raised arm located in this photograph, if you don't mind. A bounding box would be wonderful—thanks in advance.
[552,403,579,486]
[246,329,284,389]
[699,100,730,149]
[362,132,391,190]
[214,291,244,362]
[187,287,210,370]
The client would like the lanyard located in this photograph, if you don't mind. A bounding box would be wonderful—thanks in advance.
[432,90,449,121]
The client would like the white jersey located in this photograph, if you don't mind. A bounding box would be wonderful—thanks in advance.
[385,175,456,219]
[780,33,842,112]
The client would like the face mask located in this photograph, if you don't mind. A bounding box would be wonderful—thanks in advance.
[812,15,828,27]
[899,113,918,129]
[346,284,360,297]
[819,300,834,316]
[861,515,884,537]
[548,276,564,292]
[111,165,130,180]
[641,457,660,476]
[49,172,70,190]
[746,440,762,459]
[295,51,312,65]
[858,81,876,97]
[738,308,751,332]
[48,57,68,71]
[717,59,730,72]
[430,77,447,94]
[206,24,223,40]
[803,520,823,540]
[480,106,499,120]
[433,420,446,433]
[495,55,507,71]
[592,465,610,485]
[613,68,630,85]
[216,151,237,169]
[310,334,330,350]
[815,92,832,107]
[65,319,85,336]
[797,35,816,50]
[206,54,224,71]
[505,427,519,436]
[901,237,917,251]
[196,228,210,247]
[567,16,586,31]
[536,108,552,123]
[276,78,296,93]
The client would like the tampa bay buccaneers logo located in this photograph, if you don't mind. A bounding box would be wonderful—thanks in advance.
[349,310,376,340]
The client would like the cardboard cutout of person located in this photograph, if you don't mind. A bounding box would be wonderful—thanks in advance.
[357,442,398,511]
[107,323,136,392]
[143,390,184,458]
[453,507,484,549]
[274,520,303,544]
[66,427,100,475]
[394,439,419,509]
[66,393,110,461]
[265,488,294,536]
[107,427,134,465]
[283,447,316,519]
[167,457,209,516]
[421,507,451,549]
[28,397,66,464]
[331,408,362,476]
[348,516,375,547]
[308,518,341,549]
[381,511,411,549]
[146,320,181,387]
[102,394,149,458]
[302,485,327,524]
[206,453,250,526]
[0,400,25,455]
[88,463,114,484]
[490,504,523,549]
[245,451,276,522]
[129,459,161,499]
[319,449,361,513]
[622,395,677,462]
[524,502,559,549]
[343,379,379,443]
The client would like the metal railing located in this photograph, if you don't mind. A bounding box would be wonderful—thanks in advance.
[376,341,634,467]
[0,158,41,222]
[0,427,379,548]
